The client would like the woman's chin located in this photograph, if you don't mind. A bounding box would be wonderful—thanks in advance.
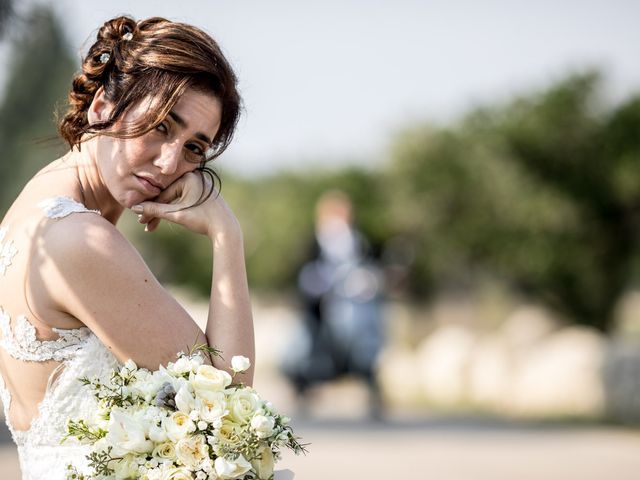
[120,191,149,209]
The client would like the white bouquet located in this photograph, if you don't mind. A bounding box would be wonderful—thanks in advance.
[64,346,305,480]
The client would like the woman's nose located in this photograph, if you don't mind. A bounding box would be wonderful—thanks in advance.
[155,142,182,175]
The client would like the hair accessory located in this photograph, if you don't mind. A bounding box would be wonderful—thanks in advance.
[122,32,133,41]
[99,53,110,64]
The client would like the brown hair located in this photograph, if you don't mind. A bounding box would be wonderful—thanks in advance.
[59,15,241,192]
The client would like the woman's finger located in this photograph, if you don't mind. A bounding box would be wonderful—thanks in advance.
[156,177,186,205]
[145,217,162,232]
[132,200,180,220]
[131,175,188,220]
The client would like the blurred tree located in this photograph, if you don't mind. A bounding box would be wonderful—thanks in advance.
[0,0,12,36]
[0,4,75,214]
[388,72,640,332]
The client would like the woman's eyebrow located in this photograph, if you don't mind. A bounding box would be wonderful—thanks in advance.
[168,111,212,144]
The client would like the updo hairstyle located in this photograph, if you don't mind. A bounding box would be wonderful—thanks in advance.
[59,15,241,164]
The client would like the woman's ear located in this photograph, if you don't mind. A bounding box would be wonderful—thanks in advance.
[87,87,113,125]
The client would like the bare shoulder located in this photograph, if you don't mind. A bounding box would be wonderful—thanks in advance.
[36,212,204,369]
[43,211,136,262]
[39,212,152,315]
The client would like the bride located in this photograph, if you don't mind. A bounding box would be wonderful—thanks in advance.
[0,15,254,479]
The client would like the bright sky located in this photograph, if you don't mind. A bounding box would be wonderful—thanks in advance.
[13,0,640,176]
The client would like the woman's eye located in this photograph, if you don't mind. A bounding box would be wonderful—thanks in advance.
[186,144,204,156]
[184,144,206,163]
[156,122,168,134]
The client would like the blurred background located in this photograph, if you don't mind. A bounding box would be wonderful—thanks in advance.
[1,0,640,478]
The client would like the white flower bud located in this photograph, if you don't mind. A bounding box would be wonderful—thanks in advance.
[231,355,251,373]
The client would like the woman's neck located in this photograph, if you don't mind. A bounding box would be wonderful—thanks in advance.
[68,141,124,225]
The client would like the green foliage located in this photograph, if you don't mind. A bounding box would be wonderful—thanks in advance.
[0,5,74,213]
[387,72,640,332]
[63,419,106,444]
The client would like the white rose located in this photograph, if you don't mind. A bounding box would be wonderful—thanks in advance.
[251,444,275,480]
[162,466,193,480]
[231,356,251,373]
[106,409,153,456]
[210,420,245,456]
[196,390,227,423]
[174,384,196,414]
[214,455,252,479]
[250,414,275,439]
[228,389,261,425]
[152,442,177,460]
[163,411,196,443]
[175,434,209,468]
[193,365,232,392]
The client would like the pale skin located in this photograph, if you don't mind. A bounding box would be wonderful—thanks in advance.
[0,87,254,431]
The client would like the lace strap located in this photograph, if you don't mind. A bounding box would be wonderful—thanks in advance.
[37,197,101,219]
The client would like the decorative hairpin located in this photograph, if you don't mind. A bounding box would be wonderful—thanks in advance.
[99,53,110,64]
[122,32,133,41]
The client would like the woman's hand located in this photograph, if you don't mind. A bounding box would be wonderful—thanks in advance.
[132,171,241,241]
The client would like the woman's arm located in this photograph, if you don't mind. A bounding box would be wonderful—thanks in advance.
[206,226,255,384]
[133,171,256,381]
[42,173,255,381]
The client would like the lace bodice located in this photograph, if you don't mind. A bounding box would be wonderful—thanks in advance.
[0,197,120,479]
[0,310,91,362]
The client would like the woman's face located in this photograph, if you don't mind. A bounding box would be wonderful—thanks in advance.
[91,88,222,208]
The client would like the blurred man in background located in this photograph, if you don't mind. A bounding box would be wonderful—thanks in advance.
[282,190,386,420]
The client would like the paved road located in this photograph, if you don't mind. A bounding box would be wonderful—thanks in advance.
[280,417,640,480]
[1,416,639,480]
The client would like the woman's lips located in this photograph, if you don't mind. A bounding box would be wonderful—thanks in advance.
[135,175,162,195]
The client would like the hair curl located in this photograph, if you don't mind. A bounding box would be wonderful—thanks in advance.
[59,16,242,200]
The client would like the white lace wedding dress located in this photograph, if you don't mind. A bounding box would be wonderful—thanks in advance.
[0,197,120,479]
